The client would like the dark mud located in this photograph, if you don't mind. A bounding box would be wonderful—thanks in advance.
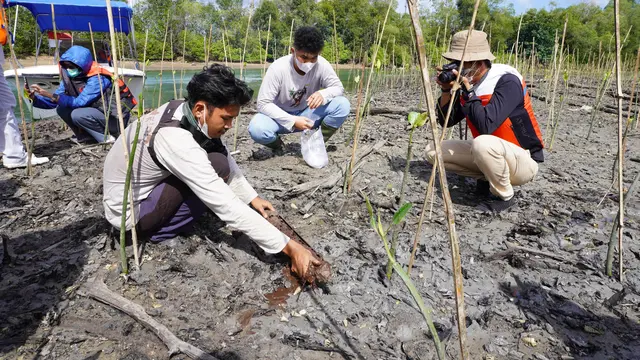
[1,83,639,360]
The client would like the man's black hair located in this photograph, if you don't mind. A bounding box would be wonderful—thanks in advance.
[293,26,324,54]
[186,64,253,108]
[483,60,492,69]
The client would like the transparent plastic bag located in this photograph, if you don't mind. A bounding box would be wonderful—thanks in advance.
[300,128,328,169]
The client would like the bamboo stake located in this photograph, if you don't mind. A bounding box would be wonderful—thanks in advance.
[605,0,625,281]
[233,1,254,152]
[287,18,294,55]
[545,18,567,143]
[88,23,109,143]
[51,4,59,63]
[206,24,213,66]
[105,0,139,273]
[514,14,523,70]
[263,15,271,77]
[346,1,393,193]
[333,7,339,73]
[406,0,473,357]
[180,26,186,99]
[157,16,169,108]
[4,11,31,175]
[221,22,228,66]
[170,32,177,100]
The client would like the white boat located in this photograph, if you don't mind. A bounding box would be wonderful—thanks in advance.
[4,0,144,119]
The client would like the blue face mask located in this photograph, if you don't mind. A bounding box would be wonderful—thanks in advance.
[67,68,82,78]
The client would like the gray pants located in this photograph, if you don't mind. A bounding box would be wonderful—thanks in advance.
[57,106,127,143]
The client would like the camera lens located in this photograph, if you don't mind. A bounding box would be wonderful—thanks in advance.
[438,71,456,84]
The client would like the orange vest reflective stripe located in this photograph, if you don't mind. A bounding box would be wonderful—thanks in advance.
[461,64,544,150]
[1,0,8,46]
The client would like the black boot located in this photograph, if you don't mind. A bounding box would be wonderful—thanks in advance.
[320,122,338,143]
[264,137,285,155]
[476,194,518,213]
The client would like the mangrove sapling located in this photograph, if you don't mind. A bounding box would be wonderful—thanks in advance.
[587,62,614,140]
[106,0,139,274]
[605,170,638,278]
[407,0,477,356]
[608,0,626,282]
[364,197,444,360]
[346,1,393,193]
[386,111,427,278]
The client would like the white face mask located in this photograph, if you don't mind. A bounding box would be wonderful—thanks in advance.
[461,63,481,84]
[295,52,316,73]
[199,107,212,139]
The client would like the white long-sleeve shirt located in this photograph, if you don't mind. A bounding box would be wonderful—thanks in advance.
[103,102,289,254]
[256,54,344,130]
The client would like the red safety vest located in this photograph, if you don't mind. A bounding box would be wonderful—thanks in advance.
[461,64,544,150]
[1,0,8,46]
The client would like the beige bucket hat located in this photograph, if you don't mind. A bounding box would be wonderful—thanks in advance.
[442,30,495,62]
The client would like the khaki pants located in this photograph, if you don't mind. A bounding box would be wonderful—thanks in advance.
[426,135,538,200]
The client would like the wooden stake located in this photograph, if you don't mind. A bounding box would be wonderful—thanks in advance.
[51,4,59,63]
[406,0,474,357]
[263,15,271,77]
[88,23,109,143]
[170,32,177,100]
[180,26,186,99]
[105,0,139,272]
[514,14,523,70]
[333,7,339,73]
[605,0,626,281]
[157,15,169,107]
[287,18,294,55]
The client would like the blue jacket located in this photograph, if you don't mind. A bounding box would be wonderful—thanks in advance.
[33,46,112,109]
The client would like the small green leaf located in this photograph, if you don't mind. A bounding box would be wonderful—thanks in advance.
[407,112,419,126]
[354,75,361,83]
[377,211,385,237]
[414,112,428,127]
[375,59,381,70]
[364,195,376,230]
[392,203,413,225]
[563,70,569,82]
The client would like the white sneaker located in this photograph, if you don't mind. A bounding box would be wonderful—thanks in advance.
[3,154,50,169]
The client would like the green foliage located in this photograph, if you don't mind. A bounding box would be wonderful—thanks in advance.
[407,111,428,128]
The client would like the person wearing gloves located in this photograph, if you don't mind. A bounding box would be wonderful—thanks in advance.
[103,65,318,277]
[248,26,350,154]
[30,45,137,144]
[0,27,49,168]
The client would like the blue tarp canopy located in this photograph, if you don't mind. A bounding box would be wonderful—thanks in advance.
[7,0,133,34]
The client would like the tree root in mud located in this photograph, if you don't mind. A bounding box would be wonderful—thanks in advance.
[487,241,597,272]
[78,278,219,360]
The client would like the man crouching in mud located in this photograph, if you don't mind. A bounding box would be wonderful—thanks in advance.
[428,30,544,212]
[102,64,319,277]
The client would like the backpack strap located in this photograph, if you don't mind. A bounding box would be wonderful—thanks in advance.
[148,100,184,171]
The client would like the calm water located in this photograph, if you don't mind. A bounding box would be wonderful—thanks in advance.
[11,67,363,120]
[141,68,361,108]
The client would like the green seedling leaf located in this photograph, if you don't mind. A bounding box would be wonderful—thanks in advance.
[407,111,419,126]
[392,202,413,225]
[354,75,361,83]
[364,194,376,230]
[563,70,569,82]
[414,112,428,128]
[376,211,385,237]
[375,59,381,70]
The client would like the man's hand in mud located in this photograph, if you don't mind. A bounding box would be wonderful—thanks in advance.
[282,239,321,279]
[306,92,324,109]
[293,116,314,131]
[250,197,275,218]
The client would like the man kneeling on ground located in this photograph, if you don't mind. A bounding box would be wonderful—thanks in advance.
[30,45,136,144]
[249,26,350,154]
[428,30,544,212]
[103,65,319,277]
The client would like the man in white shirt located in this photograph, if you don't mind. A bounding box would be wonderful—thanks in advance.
[249,26,350,153]
[103,65,319,277]
[0,46,49,168]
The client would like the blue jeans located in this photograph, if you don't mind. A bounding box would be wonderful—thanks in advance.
[248,96,350,145]
[57,106,128,143]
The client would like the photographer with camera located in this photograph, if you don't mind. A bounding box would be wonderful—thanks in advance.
[428,30,544,212]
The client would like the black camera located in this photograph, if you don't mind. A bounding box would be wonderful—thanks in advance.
[438,62,459,84]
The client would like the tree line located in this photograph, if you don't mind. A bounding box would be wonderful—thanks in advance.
[9,0,640,67]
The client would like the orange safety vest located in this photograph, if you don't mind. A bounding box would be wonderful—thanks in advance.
[460,64,544,151]
[1,0,8,46]
[61,61,138,115]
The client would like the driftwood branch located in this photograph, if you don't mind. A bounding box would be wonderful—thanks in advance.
[78,278,219,360]
[487,241,597,271]
[286,140,386,197]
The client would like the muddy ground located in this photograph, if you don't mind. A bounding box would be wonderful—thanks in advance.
[1,81,639,360]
